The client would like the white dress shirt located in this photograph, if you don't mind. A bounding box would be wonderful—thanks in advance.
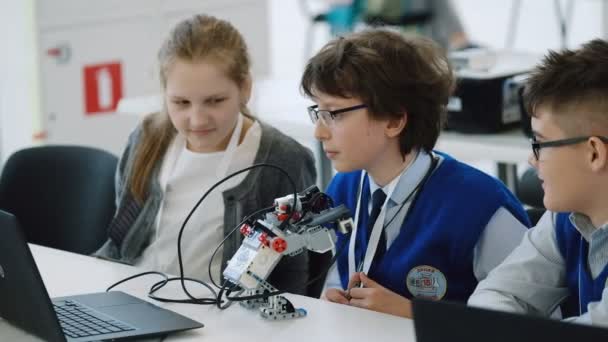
[468,211,608,328]
[136,119,261,283]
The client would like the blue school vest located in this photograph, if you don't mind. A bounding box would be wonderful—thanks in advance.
[556,213,608,318]
[327,153,529,302]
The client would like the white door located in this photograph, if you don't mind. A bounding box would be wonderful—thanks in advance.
[38,17,162,155]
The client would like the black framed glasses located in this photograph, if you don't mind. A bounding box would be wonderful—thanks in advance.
[531,136,608,160]
[307,104,367,126]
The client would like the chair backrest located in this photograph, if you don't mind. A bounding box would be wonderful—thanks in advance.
[0,145,118,255]
[516,167,545,225]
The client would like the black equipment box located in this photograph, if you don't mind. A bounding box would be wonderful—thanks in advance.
[446,51,539,133]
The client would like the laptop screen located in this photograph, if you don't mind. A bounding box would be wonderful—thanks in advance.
[0,209,203,342]
[413,299,608,342]
[0,210,68,341]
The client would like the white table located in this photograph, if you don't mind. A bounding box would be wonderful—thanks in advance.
[0,245,415,341]
[437,129,530,164]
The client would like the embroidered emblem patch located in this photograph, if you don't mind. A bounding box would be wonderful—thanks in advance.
[406,265,447,300]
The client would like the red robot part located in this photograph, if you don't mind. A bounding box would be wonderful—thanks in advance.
[240,224,252,236]
[271,238,287,253]
[258,232,270,246]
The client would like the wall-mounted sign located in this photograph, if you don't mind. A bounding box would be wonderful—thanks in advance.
[83,61,123,115]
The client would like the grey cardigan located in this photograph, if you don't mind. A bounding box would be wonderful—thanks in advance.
[94,120,316,295]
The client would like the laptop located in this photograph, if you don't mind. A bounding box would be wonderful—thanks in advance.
[413,299,608,342]
[0,210,203,342]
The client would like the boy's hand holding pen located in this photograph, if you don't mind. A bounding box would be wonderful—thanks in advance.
[345,272,365,300]
[342,272,414,318]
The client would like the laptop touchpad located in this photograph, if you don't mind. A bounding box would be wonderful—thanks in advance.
[63,291,143,308]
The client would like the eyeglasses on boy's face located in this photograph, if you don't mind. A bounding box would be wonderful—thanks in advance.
[307,104,367,126]
[530,135,608,160]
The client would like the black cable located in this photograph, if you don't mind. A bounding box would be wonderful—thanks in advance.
[294,192,327,226]
[106,271,168,292]
[218,281,242,310]
[148,277,218,305]
[175,163,297,304]
[105,163,297,306]
[382,157,438,230]
[105,271,220,305]
[218,233,350,305]
[207,205,274,289]
[106,207,349,308]
[216,280,241,310]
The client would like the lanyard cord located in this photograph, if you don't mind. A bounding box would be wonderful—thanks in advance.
[356,156,439,271]
[381,156,439,233]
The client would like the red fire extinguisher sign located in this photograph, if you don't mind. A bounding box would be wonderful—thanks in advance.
[83,61,123,115]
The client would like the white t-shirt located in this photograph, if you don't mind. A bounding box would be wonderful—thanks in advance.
[136,117,261,284]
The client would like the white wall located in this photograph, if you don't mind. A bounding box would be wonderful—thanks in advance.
[268,0,332,79]
[454,0,604,52]
[604,0,608,37]
[0,0,41,163]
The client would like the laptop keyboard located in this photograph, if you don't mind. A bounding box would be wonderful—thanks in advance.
[53,300,135,339]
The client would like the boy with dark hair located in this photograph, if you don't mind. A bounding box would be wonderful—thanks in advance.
[301,29,530,318]
[469,39,608,327]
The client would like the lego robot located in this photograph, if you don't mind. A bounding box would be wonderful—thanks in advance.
[222,186,353,320]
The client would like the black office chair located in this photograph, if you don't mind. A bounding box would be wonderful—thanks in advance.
[516,167,545,225]
[0,145,118,255]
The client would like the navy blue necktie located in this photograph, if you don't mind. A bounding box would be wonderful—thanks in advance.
[366,189,387,267]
